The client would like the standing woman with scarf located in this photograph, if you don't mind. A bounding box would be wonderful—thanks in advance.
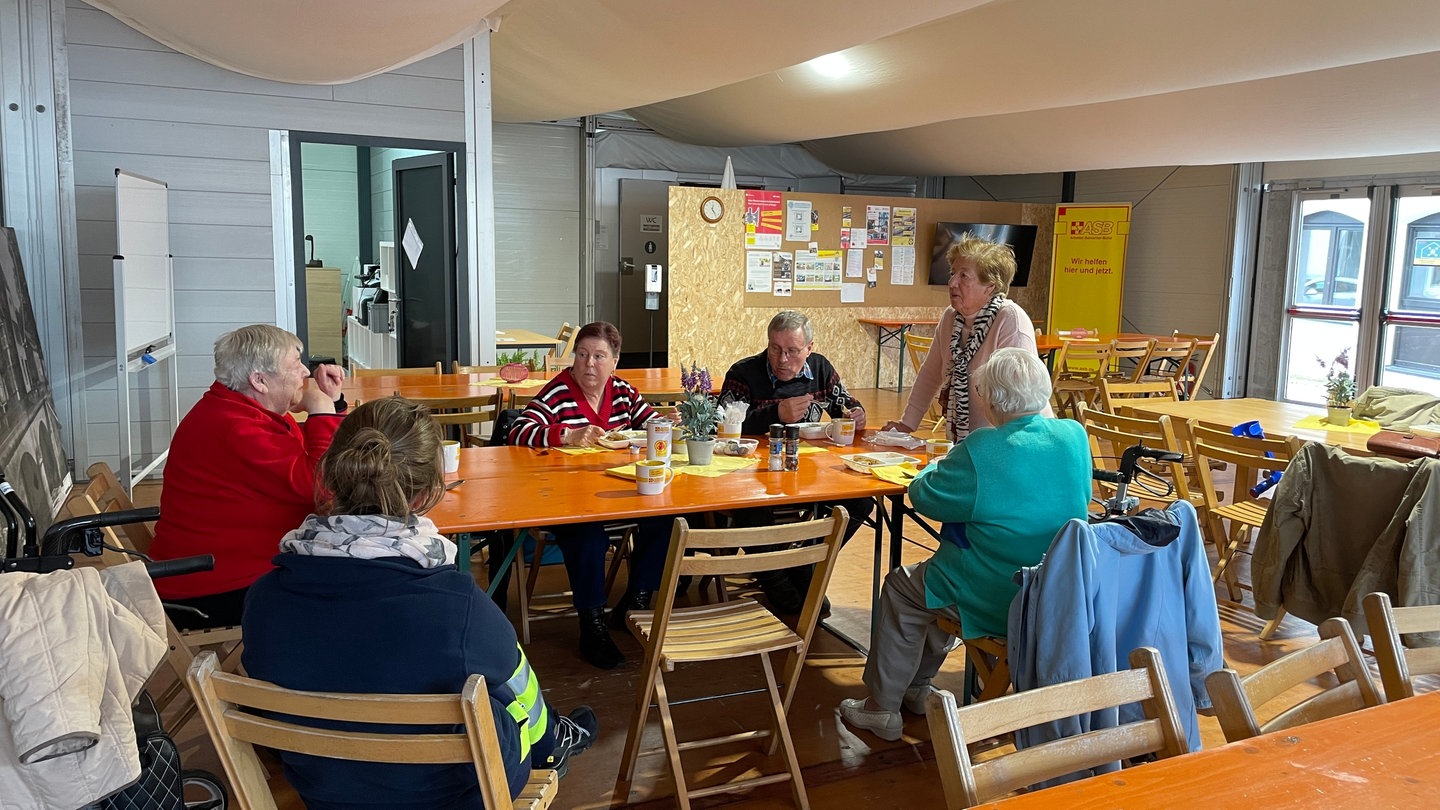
[242,397,598,809]
[882,233,1049,441]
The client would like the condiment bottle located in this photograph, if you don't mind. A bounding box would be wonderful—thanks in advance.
[768,423,785,471]
[783,425,800,471]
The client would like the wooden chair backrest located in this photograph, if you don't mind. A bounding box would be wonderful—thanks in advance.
[1205,617,1382,743]
[72,461,155,554]
[1098,379,1179,412]
[1051,340,1116,385]
[352,363,443,378]
[1107,337,1156,383]
[926,646,1187,808]
[410,393,503,447]
[543,354,569,372]
[904,332,934,376]
[1172,331,1218,399]
[1362,591,1440,701]
[1075,403,1191,504]
[550,322,577,360]
[1139,337,1196,386]
[453,362,502,375]
[186,652,526,810]
[1185,420,1304,511]
[647,512,847,701]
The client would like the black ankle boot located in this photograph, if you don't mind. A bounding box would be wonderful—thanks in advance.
[578,606,624,669]
[609,590,654,631]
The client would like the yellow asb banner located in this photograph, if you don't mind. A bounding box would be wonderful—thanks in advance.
[1047,203,1131,335]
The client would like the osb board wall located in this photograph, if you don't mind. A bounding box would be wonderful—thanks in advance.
[667,186,1055,389]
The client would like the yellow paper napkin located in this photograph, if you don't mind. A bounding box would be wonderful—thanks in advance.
[869,462,922,487]
[606,455,759,480]
[1292,415,1382,436]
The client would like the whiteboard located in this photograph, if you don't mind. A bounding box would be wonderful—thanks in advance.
[115,169,173,356]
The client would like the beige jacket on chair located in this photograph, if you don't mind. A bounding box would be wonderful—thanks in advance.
[0,561,168,810]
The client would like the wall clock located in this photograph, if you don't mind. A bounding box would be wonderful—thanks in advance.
[700,195,725,223]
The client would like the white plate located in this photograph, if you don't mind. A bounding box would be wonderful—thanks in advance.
[795,422,827,439]
[841,452,919,472]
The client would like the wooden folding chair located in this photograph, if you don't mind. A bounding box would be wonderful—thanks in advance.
[935,615,1010,704]
[69,460,157,554]
[186,652,557,810]
[618,511,848,810]
[1137,336,1196,397]
[1075,402,1193,511]
[1362,591,1440,701]
[351,362,443,377]
[1049,340,1115,419]
[411,393,503,447]
[508,525,634,644]
[926,646,1187,808]
[1104,337,1156,384]
[549,322,577,364]
[56,490,244,736]
[903,331,945,435]
[1205,617,1383,743]
[542,354,570,372]
[1185,420,1304,619]
[1171,331,1218,400]
[1098,378,1178,413]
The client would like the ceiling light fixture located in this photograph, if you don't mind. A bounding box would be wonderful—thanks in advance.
[807,52,851,78]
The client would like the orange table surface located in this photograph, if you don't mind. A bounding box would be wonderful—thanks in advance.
[343,368,716,403]
[428,440,905,535]
[979,691,1440,808]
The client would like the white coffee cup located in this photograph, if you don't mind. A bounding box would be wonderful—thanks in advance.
[635,459,675,495]
[926,439,953,465]
[718,417,744,441]
[441,440,460,474]
[825,418,856,446]
[646,418,673,465]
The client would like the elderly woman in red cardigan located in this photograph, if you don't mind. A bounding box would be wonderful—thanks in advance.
[149,324,346,629]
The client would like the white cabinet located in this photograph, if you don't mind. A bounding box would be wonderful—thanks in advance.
[346,315,396,369]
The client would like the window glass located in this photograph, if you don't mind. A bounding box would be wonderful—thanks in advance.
[1292,200,1367,308]
[1281,318,1359,405]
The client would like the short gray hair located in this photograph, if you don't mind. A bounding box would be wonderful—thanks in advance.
[768,311,813,343]
[214,324,302,391]
[974,347,1051,421]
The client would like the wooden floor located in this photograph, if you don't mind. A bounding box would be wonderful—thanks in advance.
[148,387,1410,809]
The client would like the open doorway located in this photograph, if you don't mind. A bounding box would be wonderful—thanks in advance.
[286,131,467,371]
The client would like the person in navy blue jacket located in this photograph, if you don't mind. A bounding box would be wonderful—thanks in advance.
[243,396,598,809]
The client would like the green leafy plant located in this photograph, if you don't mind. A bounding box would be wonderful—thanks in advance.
[676,363,718,439]
[1318,348,1356,407]
[496,349,539,371]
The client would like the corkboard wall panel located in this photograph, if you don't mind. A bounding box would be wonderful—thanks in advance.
[668,187,1055,389]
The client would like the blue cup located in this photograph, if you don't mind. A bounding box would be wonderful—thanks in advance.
[1231,420,1264,438]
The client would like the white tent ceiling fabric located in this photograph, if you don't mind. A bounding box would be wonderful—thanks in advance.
[88,0,1440,176]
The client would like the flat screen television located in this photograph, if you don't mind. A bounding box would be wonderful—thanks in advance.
[929,222,1039,288]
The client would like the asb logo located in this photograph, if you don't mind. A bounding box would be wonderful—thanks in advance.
[1070,220,1116,236]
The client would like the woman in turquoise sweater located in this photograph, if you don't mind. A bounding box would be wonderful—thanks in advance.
[839,347,1092,741]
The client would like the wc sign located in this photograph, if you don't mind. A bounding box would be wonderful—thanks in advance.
[640,214,663,233]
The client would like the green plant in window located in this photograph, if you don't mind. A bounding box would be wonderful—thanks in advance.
[1317,348,1356,407]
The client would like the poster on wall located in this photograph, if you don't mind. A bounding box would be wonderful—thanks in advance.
[1047,203,1131,335]
[0,228,71,538]
[745,190,783,250]
[866,205,891,246]
[785,199,812,242]
[772,250,793,296]
[746,250,772,293]
[892,207,917,246]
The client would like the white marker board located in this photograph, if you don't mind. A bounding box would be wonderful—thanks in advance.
[115,169,173,356]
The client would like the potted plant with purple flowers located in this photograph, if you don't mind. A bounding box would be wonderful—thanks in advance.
[677,363,718,465]
[1318,348,1356,425]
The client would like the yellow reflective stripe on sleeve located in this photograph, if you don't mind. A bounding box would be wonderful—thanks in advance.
[503,644,549,750]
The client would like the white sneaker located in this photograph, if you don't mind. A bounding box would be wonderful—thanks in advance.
[838,698,902,741]
[902,685,935,716]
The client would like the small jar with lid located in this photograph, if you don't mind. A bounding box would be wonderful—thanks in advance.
[783,425,801,471]
[768,423,785,471]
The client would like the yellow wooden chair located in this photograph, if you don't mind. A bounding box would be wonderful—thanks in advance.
[1171,331,1219,400]
[351,362,443,377]
[410,393,503,447]
[1205,617,1383,743]
[926,646,1187,808]
[935,615,1011,704]
[453,362,502,375]
[903,331,945,435]
[1186,420,1304,630]
[187,651,557,810]
[68,460,157,554]
[1362,591,1440,702]
[617,511,848,810]
[550,322,577,364]
[1137,336,1196,397]
[1105,337,1156,384]
[1075,402,1193,511]
[1049,339,1115,419]
[1098,378,1179,413]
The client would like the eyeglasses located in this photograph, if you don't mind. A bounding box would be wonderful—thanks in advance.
[767,345,808,359]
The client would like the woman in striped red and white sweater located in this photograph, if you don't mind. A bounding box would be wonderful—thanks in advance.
[507,321,673,669]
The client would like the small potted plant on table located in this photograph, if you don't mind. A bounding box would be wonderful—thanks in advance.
[677,363,718,465]
[1319,348,1356,425]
